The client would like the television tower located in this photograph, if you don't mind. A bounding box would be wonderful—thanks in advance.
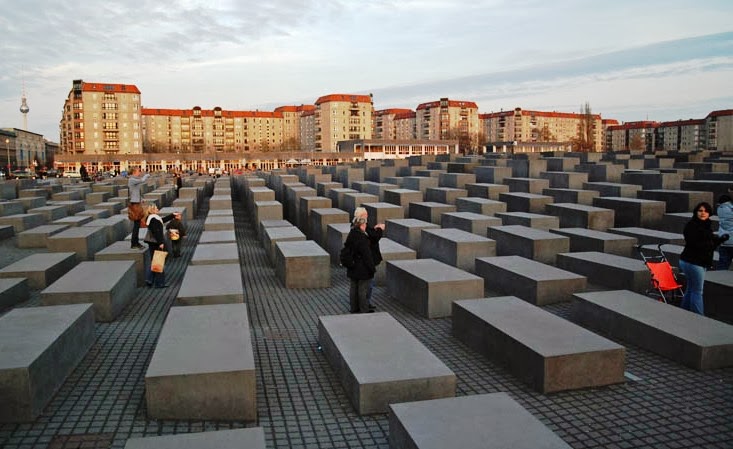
[19,80,29,130]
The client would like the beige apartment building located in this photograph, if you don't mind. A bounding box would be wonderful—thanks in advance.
[274,104,315,150]
[658,119,705,152]
[606,121,661,152]
[706,109,733,151]
[373,108,413,140]
[313,94,374,151]
[142,107,285,153]
[59,80,142,155]
[416,98,479,145]
[394,110,417,140]
[480,108,604,152]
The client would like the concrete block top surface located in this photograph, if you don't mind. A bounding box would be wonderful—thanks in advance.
[124,428,266,449]
[550,228,637,241]
[253,200,281,207]
[276,240,328,257]
[319,312,454,383]
[42,260,135,293]
[311,208,349,217]
[378,238,415,255]
[423,227,493,243]
[0,252,76,272]
[575,290,733,345]
[547,203,612,212]
[608,227,683,240]
[389,392,571,449]
[49,226,105,239]
[0,304,94,369]
[489,225,567,240]
[146,304,254,377]
[561,251,646,268]
[705,270,733,287]
[478,255,585,281]
[388,259,483,283]
[265,226,306,239]
[455,297,623,357]
[199,230,237,243]
[178,264,243,298]
[95,241,144,255]
[260,219,292,228]
[386,218,439,228]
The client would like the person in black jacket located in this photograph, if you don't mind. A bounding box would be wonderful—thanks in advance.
[344,214,376,313]
[353,207,385,311]
[142,204,180,288]
[679,201,729,314]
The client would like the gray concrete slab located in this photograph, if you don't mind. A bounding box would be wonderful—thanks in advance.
[549,228,638,257]
[177,264,244,306]
[17,224,70,248]
[94,241,148,287]
[384,218,439,253]
[145,304,256,421]
[408,201,456,225]
[41,260,137,321]
[704,270,733,322]
[556,251,650,293]
[542,187,601,206]
[0,213,47,233]
[0,252,77,289]
[318,312,455,415]
[263,225,306,263]
[489,225,569,264]
[190,242,240,265]
[593,197,666,228]
[583,182,641,198]
[453,296,625,393]
[607,227,685,246]
[503,177,550,194]
[476,255,587,305]
[424,187,467,205]
[441,211,502,236]
[545,203,615,231]
[499,191,554,214]
[495,212,560,230]
[204,215,235,231]
[0,304,95,422]
[275,240,330,288]
[539,171,589,189]
[310,208,349,249]
[388,393,571,449]
[0,278,29,309]
[455,197,506,216]
[47,225,108,261]
[53,215,94,227]
[636,189,713,214]
[386,259,484,318]
[573,290,733,370]
[199,230,237,244]
[419,228,496,272]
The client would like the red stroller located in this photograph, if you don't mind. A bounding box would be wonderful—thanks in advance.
[636,244,685,304]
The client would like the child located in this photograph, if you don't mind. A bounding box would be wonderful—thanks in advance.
[166,213,187,257]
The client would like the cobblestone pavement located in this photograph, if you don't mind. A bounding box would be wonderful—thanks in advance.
[0,196,732,449]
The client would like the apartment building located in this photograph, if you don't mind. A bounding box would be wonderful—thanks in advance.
[602,119,620,152]
[142,106,285,153]
[657,119,705,152]
[606,121,661,152]
[706,109,733,151]
[480,108,604,152]
[416,98,479,145]
[300,109,316,153]
[373,108,413,140]
[59,80,142,155]
[274,104,315,150]
[394,110,416,140]
[313,94,374,151]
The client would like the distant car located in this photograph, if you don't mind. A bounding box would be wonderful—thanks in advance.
[64,171,81,179]
[46,169,60,178]
[11,169,35,180]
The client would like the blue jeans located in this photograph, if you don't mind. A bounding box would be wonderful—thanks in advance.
[717,246,733,271]
[679,259,705,315]
[145,246,166,288]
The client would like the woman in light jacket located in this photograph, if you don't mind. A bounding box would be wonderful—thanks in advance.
[716,194,733,270]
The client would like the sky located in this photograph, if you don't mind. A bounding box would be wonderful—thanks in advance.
[1,0,732,141]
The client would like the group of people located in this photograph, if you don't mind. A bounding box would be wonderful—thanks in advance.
[127,167,187,289]
[679,195,732,315]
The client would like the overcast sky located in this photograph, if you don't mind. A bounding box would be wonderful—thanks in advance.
[1,0,732,141]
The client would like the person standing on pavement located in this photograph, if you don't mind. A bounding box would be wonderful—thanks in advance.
[679,201,729,315]
[127,167,150,249]
[352,207,384,311]
[345,213,376,314]
[143,205,179,288]
[716,194,733,270]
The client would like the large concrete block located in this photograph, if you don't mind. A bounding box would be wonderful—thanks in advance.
[408,201,456,225]
[387,259,483,318]
[0,278,29,309]
[0,213,47,233]
[453,296,625,393]
[545,203,615,231]
[327,187,357,210]
[263,225,306,263]
[573,290,733,370]
[441,211,502,236]
[47,226,108,261]
[124,428,266,449]
[636,189,713,214]
[145,304,256,420]
[275,240,330,288]
[0,200,25,217]
[549,228,637,257]
[539,171,588,189]
[362,182,398,201]
[0,252,77,289]
[419,228,496,272]
[542,187,600,206]
[556,251,650,293]
[583,182,641,198]
[177,264,244,306]
[621,170,681,190]
[489,225,569,264]
[503,177,550,194]
[383,189,423,217]
[593,196,666,228]
[703,270,733,322]
[204,215,235,231]
[0,304,95,422]
[476,256,586,305]
[401,176,439,194]
[17,224,69,248]
[607,227,685,246]
[473,166,513,185]
[41,260,136,321]
[94,242,148,287]
[363,202,404,227]
[310,208,349,248]
[326,222,352,265]
[455,197,506,216]
[298,196,331,236]
[374,238,416,286]
[384,218,439,253]
[464,182,510,200]
[495,211,560,230]
[499,192,554,214]
[253,200,283,235]
[424,187,467,205]
[53,215,94,227]
[341,192,378,218]
[389,393,571,449]
[190,242,240,265]
[318,312,455,415]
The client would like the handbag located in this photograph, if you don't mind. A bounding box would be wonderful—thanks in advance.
[151,250,168,273]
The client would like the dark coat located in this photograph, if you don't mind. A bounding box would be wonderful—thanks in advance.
[345,226,375,280]
[144,213,175,246]
[680,216,725,268]
[366,226,383,265]
[166,218,187,237]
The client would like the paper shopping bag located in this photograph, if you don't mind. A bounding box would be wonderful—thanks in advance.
[151,250,168,273]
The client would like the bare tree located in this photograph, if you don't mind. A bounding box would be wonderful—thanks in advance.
[571,102,595,152]
[628,133,645,151]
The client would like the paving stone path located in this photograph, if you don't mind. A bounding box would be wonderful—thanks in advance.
[0,196,731,448]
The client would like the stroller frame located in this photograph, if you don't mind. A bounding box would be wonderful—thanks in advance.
[636,244,685,304]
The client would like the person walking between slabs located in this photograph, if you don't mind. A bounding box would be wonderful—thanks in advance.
[127,167,150,249]
[166,212,187,258]
[143,204,180,288]
[678,201,729,315]
[344,212,376,314]
[716,194,733,271]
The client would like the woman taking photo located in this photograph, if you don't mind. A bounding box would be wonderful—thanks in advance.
[679,201,729,315]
